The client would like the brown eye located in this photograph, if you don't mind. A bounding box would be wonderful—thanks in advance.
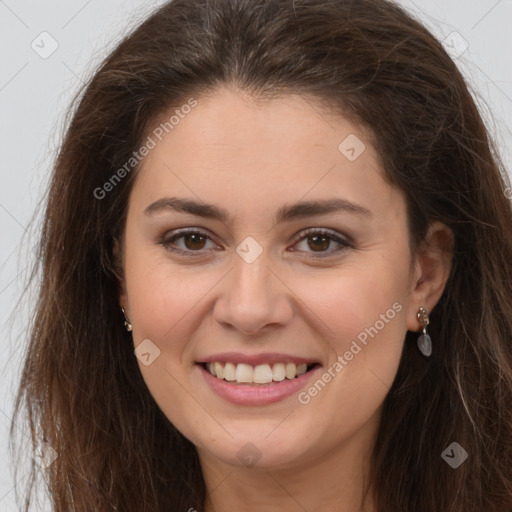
[160,229,218,255]
[182,233,207,250]
[290,228,352,258]
[306,234,331,252]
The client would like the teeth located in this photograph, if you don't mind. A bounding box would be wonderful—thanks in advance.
[223,362,236,381]
[272,362,286,381]
[235,363,253,383]
[253,364,273,384]
[296,363,307,376]
[205,361,313,383]
[214,362,224,379]
[285,363,296,380]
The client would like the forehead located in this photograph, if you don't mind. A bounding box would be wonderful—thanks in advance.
[129,87,403,227]
[147,87,370,158]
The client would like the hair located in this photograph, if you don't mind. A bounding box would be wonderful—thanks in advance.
[9,0,512,510]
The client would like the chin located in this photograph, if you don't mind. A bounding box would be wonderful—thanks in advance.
[195,428,314,471]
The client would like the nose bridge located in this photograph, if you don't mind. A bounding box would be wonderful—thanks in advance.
[214,244,292,334]
[233,247,271,295]
[231,232,273,296]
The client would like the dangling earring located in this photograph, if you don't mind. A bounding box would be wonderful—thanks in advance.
[121,307,132,332]
[417,307,432,357]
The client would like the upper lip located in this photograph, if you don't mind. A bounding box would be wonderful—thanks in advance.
[197,352,321,366]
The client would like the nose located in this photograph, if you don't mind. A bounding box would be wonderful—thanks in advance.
[212,250,294,335]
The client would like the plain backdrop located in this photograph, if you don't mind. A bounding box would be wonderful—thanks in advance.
[1,0,511,510]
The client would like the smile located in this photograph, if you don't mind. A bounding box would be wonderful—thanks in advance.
[196,356,322,405]
[203,361,316,384]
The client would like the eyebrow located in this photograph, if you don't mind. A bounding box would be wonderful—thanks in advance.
[143,196,372,223]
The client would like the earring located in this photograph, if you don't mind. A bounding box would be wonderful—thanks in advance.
[121,307,132,332]
[416,307,432,357]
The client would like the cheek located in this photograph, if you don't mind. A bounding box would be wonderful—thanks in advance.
[288,267,408,441]
[124,245,212,341]
[300,262,406,335]
[123,254,215,439]
[292,261,408,388]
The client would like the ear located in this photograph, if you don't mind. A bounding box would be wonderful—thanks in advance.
[113,236,128,311]
[406,221,454,332]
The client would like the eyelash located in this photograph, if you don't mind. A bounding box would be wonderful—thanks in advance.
[159,227,353,259]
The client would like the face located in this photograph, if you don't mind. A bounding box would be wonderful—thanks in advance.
[117,86,442,474]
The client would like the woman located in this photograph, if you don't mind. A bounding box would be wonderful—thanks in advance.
[10,0,512,510]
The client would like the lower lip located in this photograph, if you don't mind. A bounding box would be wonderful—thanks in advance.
[197,363,321,406]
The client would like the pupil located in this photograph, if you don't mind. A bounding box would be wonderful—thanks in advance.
[308,235,329,252]
[185,234,205,250]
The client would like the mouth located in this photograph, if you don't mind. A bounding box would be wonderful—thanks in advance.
[197,361,320,386]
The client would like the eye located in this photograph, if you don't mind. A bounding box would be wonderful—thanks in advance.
[159,227,352,258]
[160,228,219,256]
[288,228,352,258]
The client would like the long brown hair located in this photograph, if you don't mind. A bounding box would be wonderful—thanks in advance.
[10,0,512,510]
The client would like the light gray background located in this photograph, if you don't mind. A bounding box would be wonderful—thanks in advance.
[1,1,511,510]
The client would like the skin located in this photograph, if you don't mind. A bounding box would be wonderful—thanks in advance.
[115,85,453,512]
